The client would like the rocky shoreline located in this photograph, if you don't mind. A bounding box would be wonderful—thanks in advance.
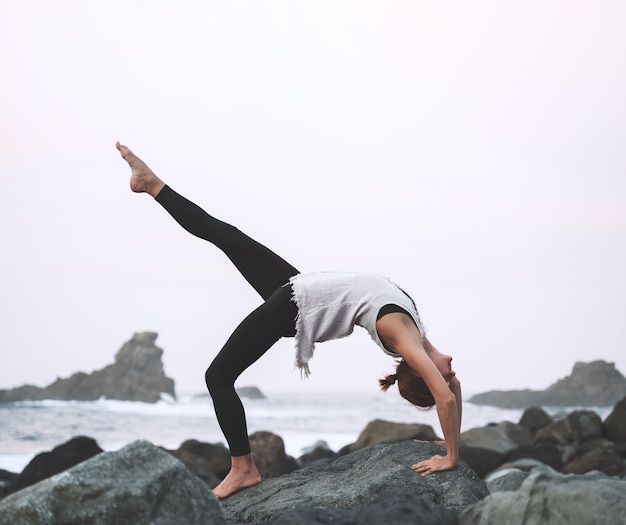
[0,397,625,525]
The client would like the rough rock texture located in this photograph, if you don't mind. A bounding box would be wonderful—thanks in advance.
[5,436,102,496]
[469,360,626,408]
[221,441,489,523]
[265,487,457,525]
[0,332,175,403]
[484,468,530,493]
[0,440,225,525]
[459,470,626,525]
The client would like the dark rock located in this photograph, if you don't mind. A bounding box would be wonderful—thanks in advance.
[0,440,225,525]
[535,410,603,445]
[459,470,626,525]
[604,395,626,442]
[458,446,507,478]
[341,419,439,454]
[535,416,573,444]
[167,439,230,486]
[566,410,604,442]
[519,406,553,433]
[469,360,626,408]
[221,440,489,522]
[265,487,457,525]
[5,436,102,496]
[563,442,626,477]
[461,422,534,455]
[298,440,336,467]
[0,332,176,403]
[249,431,299,478]
[505,441,563,471]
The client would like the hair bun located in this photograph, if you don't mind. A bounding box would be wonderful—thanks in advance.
[378,373,398,392]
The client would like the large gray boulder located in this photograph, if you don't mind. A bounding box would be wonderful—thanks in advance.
[265,487,457,525]
[460,470,626,525]
[0,440,225,525]
[221,440,489,523]
[469,360,626,408]
[0,332,175,403]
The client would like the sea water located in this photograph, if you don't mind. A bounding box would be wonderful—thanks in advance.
[0,391,613,474]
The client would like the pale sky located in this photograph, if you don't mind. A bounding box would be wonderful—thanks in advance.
[1,1,625,397]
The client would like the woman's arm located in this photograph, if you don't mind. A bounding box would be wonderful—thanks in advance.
[376,314,460,475]
[448,375,462,427]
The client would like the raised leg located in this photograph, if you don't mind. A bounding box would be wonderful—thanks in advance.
[115,142,299,299]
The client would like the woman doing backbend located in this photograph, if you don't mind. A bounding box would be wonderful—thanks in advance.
[115,142,462,499]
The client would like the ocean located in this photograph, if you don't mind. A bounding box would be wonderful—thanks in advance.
[0,391,613,474]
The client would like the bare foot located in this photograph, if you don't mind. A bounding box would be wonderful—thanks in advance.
[115,141,165,197]
[212,455,262,499]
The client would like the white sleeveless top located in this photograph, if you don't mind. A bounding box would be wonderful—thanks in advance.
[288,272,426,377]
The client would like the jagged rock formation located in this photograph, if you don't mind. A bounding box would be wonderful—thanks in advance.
[0,332,175,403]
[469,360,626,408]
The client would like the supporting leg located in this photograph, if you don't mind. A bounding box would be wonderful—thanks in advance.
[205,285,297,498]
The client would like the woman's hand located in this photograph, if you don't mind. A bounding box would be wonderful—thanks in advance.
[411,454,457,476]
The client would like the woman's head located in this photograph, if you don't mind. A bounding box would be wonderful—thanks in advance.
[379,359,435,409]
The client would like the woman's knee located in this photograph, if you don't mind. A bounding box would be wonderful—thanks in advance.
[205,361,233,394]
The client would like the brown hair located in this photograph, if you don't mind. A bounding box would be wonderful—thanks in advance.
[379,359,435,409]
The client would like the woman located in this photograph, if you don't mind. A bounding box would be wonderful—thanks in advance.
[115,142,462,499]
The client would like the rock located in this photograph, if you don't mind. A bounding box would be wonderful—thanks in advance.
[0,332,176,403]
[485,468,529,493]
[459,470,626,525]
[461,422,534,455]
[563,442,626,477]
[604,395,626,442]
[167,439,231,486]
[342,419,439,454]
[0,440,225,525]
[489,458,559,476]
[535,417,573,444]
[249,431,299,478]
[265,487,457,525]
[5,436,103,496]
[458,446,507,479]
[469,360,626,408]
[195,385,266,401]
[298,440,336,467]
[504,441,563,471]
[236,386,266,399]
[519,406,553,433]
[566,410,604,442]
[221,441,489,522]
[535,410,603,444]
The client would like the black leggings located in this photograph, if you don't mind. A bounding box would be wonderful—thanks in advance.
[155,185,299,456]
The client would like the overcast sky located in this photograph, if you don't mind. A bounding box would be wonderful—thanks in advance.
[1,1,625,397]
